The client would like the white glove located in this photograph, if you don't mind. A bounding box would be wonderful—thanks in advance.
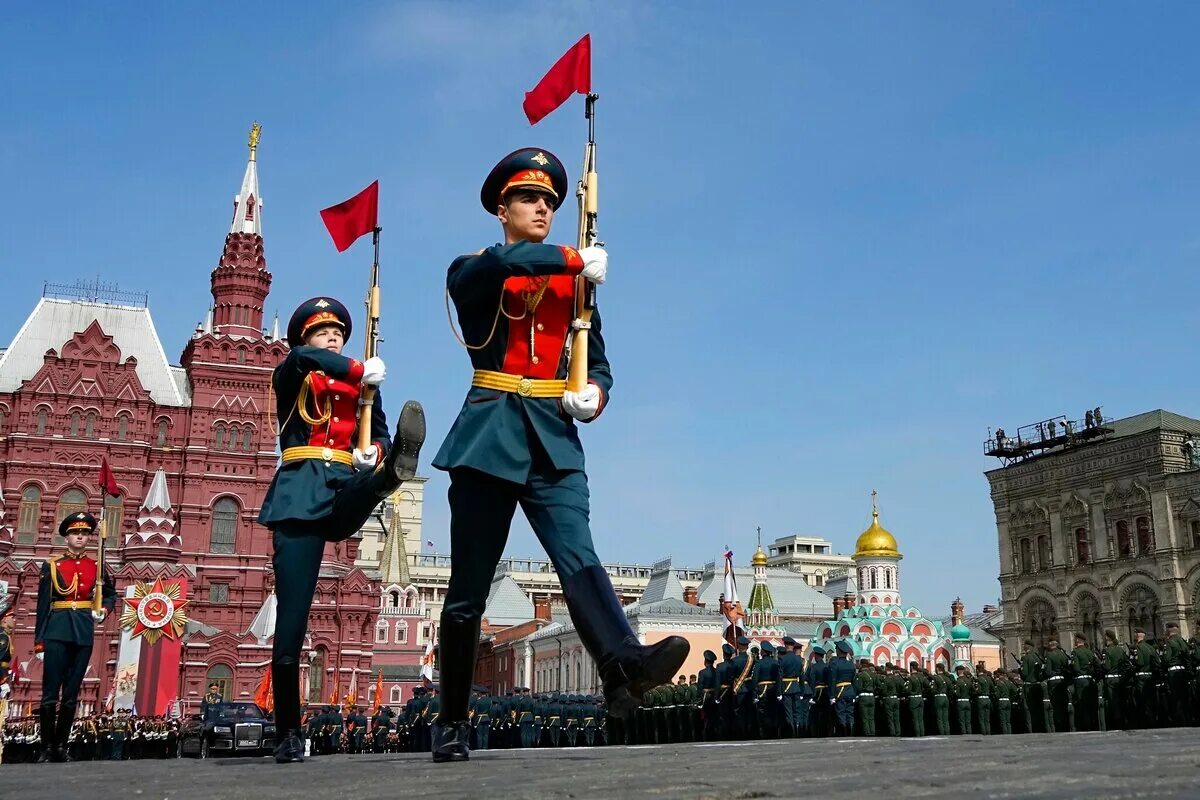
[579,245,607,285]
[0,683,10,699]
[361,356,387,386]
[561,384,602,422]
[352,445,379,471]
[93,609,107,622]
[36,651,44,661]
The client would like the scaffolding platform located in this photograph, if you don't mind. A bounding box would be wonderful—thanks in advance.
[985,412,1113,464]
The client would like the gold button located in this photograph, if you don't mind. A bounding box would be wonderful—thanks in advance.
[321,447,333,461]
[531,356,540,365]
[335,394,341,400]
[536,323,544,332]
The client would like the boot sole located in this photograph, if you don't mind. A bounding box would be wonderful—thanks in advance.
[606,637,691,720]
[389,401,426,483]
[432,751,470,763]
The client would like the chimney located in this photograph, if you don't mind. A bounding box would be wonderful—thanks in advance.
[534,595,552,622]
[683,586,699,606]
[843,592,856,609]
[981,604,999,614]
[833,596,845,616]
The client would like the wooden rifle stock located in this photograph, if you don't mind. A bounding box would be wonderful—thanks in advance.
[567,94,600,393]
[357,229,382,452]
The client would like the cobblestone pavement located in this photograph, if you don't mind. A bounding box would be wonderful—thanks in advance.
[2,728,1199,800]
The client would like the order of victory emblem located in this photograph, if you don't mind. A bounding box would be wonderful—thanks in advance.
[119,578,190,645]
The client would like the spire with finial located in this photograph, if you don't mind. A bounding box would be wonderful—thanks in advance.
[230,122,263,236]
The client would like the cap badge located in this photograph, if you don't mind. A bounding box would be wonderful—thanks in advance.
[315,299,330,308]
[531,152,549,166]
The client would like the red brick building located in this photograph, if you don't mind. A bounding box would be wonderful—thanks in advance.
[0,130,383,716]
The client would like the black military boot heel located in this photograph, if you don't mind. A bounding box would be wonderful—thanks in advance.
[271,660,305,763]
[376,401,426,497]
[55,703,77,762]
[561,566,690,720]
[36,705,57,763]
[431,720,472,763]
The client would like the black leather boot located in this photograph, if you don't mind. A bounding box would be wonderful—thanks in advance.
[373,401,426,497]
[271,660,305,763]
[36,705,56,763]
[561,566,690,719]
[431,612,479,763]
[55,703,77,761]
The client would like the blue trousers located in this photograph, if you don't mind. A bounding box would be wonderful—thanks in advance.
[443,465,602,618]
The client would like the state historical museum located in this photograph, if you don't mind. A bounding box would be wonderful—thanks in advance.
[0,131,390,715]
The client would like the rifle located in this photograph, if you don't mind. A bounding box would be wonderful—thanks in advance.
[566,93,600,393]
[93,504,107,615]
[356,227,383,452]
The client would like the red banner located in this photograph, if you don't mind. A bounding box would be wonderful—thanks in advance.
[133,576,187,716]
[523,34,591,125]
[320,181,379,252]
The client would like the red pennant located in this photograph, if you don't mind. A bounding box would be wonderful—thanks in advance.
[98,458,119,498]
[523,34,591,125]
[320,181,379,252]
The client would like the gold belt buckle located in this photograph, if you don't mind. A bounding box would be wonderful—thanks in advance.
[321,447,333,461]
[517,378,534,397]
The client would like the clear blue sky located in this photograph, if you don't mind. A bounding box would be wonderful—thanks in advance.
[3,3,1199,614]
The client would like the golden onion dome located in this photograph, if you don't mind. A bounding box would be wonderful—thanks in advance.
[853,506,902,560]
[751,545,769,566]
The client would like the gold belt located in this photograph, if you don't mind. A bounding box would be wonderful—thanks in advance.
[281,446,353,465]
[472,369,566,398]
[51,600,92,610]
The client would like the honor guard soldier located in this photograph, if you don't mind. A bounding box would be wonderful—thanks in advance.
[1069,633,1100,731]
[929,663,951,735]
[698,650,719,740]
[34,512,116,763]
[1162,623,1191,726]
[952,665,973,734]
[716,642,736,740]
[856,661,877,737]
[1130,628,1159,728]
[829,641,859,736]
[258,296,426,763]
[1042,637,1069,731]
[752,641,778,738]
[905,661,927,737]
[1019,639,1047,732]
[777,637,805,738]
[973,661,994,734]
[807,645,830,737]
[992,669,1014,734]
[431,148,688,762]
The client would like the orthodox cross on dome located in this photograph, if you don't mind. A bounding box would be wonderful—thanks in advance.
[871,489,878,519]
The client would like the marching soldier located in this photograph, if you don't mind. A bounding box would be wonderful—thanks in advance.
[879,664,901,737]
[952,665,973,734]
[856,661,877,736]
[929,663,952,736]
[753,641,779,738]
[258,296,426,763]
[778,638,805,738]
[698,650,720,741]
[34,511,117,763]
[992,669,1013,735]
[717,642,736,740]
[1069,632,1100,731]
[973,661,993,735]
[1042,637,1070,732]
[1162,623,1190,726]
[829,641,858,737]
[1131,628,1159,728]
[431,148,687,762]
[905,661,927,737]
[1019,640,1047,732]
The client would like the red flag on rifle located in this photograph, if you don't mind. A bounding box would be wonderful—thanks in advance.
[320,181,379,252]
[98,458,119,498]
[523,34,591,125]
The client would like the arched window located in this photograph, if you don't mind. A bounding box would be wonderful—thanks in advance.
[85,411,97,438]
[210,497,239,554]
[396,621,408,644]
[116,413,130,441]
[156,419,168,446]
[229,425,240,452]
[390,686,402,704]
[1117,520,1132,558]
[213,423,226,449]
[376,621,389,643]
[1076,594,1102,650]
[1037,535,1051,570]
[1124,585,1160,641]
[35,408,47,435]
[1191,520,1200,549]
[1019,538,1034,573]
[18,485,41,544]
[307,649,326,704]
[205,664,234,701]
[0,407,6,432]
[69,410,81,437]
[388,591,400,608]
[57,488,89,533]
[1024,598,1057,649]
[237,347,246,365]
[884,569,893,589]
[1075,527,1090,565]
[104,494,123,546]
[1135,516,1154,555]
[242,426,253,452]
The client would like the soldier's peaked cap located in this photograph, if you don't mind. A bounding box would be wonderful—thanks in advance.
[721,643,735,656]
[288,297,353,347]
[810,645,825,656]
[481,148,568,212]
[782,636,799,647]
[703,650,716,662]
[736,635,750,647]
[59,511,98,537]
[835,640,854,655]
[760,641,774,654]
